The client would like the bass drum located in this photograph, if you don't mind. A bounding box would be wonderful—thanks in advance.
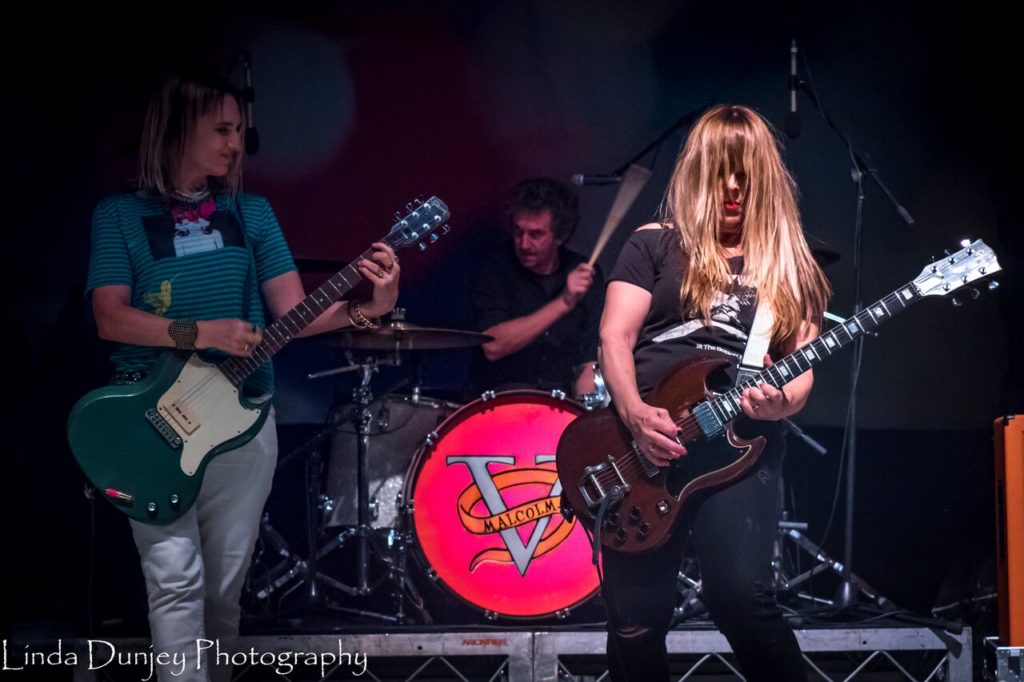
[403,390,599,619]
[325,393,459,528]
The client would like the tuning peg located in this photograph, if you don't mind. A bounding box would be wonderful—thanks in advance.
[394,211,402,221]
[418,242,428,251]
[969,287,980,299]
[989,281,1000,292]
[430,233,439,243]
[413,198,422,206]
[441,224,451,234]
[951,295,963,307]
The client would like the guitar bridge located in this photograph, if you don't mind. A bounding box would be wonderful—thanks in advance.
[579,456,630,510]
[145,409,183,449]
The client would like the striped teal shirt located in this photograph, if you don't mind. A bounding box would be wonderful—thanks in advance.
[86,191,296,395]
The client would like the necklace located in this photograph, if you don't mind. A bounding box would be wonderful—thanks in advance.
[169,187,212,204]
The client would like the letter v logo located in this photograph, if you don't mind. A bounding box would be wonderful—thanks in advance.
[446,455,562,576]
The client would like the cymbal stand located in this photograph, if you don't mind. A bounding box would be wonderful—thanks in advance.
[308,352,429,624]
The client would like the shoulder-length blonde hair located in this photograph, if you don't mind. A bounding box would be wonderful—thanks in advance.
[137,72,245,197]
[660,104,830,347]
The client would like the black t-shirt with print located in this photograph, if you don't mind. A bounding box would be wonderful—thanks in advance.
[470,243,604,393]
[607,226,757,396]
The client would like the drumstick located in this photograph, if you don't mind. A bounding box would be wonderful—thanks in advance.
[588,163,653,266]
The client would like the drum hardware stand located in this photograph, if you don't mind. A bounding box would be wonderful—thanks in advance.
[246,514,307,606]
[671,557,708,625]
[306,352,430,624]
[771,512,893,610]
[240,403,340,613]
[772,421,896,611]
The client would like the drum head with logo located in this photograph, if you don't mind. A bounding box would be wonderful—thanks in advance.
[405,391,600,619]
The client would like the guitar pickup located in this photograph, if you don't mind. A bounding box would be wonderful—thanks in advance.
[158,401,200,436]
[579,456,630,510]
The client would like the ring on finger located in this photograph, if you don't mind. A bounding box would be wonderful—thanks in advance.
[376,267,385,278]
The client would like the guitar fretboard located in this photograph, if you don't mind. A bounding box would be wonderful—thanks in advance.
[692,280,923,437]
[217,252,376,388]
[211,195,449,388]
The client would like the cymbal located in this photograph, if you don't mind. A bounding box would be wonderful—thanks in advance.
[329,320,494,351]
[812,248,841,267]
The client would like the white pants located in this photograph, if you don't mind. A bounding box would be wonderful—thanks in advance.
[129,412,277,682]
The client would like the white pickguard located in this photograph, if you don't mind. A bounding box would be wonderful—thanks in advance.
[156,355,262,476]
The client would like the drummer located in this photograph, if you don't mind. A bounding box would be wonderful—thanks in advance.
[470,178,604,397]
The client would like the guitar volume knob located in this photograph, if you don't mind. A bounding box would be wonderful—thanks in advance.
[637,522,651,539]
[629,506,642,524]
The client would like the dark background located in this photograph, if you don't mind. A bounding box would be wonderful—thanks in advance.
[4,0,1020,650]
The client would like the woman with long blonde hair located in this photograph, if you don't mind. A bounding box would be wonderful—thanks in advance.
[598,104,830,681]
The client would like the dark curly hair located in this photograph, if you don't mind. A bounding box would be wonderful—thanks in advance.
[504,178,579,242]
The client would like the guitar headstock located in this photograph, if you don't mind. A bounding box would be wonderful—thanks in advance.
[385,196,451,252]
[913,239,1001,298]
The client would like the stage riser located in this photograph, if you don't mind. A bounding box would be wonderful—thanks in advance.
[67,627,971,681]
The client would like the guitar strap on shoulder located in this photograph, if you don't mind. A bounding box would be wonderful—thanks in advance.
[736,298,774,386]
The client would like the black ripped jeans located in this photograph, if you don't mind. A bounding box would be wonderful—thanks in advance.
[601,426,806,682]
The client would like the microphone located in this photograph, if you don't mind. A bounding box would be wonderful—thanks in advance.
[785,40,801,139]
[242,52,260,155]
[571,173,622,186]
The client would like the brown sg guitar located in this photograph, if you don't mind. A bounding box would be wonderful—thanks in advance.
[556,239,1000,554]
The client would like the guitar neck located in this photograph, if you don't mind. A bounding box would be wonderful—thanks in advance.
[697,279,924,435]
[213,195,452,388]
[218,251,376,387]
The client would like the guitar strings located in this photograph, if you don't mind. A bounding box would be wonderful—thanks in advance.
[588,412,705,491]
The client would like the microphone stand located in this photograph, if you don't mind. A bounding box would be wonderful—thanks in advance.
[793,77,925,616]
[612,100,717,176]
[579,100,717,183]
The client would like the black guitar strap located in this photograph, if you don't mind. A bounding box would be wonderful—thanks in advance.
[232,194,258,325]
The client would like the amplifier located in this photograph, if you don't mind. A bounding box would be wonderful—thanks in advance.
[996,415,1024,647]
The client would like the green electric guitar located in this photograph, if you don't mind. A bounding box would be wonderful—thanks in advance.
[68,197,450,525]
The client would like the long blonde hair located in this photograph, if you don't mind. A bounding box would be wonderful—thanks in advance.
[137,72,245,197]
[661,104,830,347]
